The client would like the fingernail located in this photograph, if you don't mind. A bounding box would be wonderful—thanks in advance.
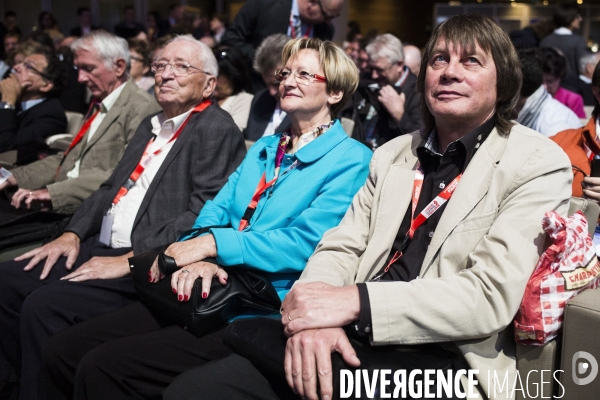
[202,292,207,299]
[147,270,151,276]
[148,277,153,282]
[172,288,177,294]
[184,295,189,301]
[323,396,331,400]
[178,295,183,301]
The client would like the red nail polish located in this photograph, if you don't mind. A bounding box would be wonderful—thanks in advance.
[202,292,207,299]
[147,270,151,276]
[172,288,177,294]
[184,295,189,301]
[178,295,183,301]
[148,277,152,282]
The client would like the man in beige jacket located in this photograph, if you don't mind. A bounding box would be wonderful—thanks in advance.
[0,30,159,215]
[163,14,574,400]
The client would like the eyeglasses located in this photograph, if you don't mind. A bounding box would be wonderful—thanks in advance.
[20,62,51,81]
[315,0,337,21]
[151,61,211,77]
[274,68,326,85]
[366,63,394,76]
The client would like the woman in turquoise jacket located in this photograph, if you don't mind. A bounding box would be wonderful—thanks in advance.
[41,37,372,399]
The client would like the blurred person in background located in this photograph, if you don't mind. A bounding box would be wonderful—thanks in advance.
[3,33,19,59]
[167,4,184,30]
[127,38,154,92]
[0,46,66,165]
[70,7,99,38]
[210,14,228,44]
[38,12,59,33]
[4,11,21,36]
[213,45,253,131]
[543,47,586,118]
[244,34,291,140]
[403,44,421,76]
[344,33,422,149]
[541,4,587,89]
[146,11,168,42]
[517,48,580,137]
[114,6,146,39]
[575,52,600,106]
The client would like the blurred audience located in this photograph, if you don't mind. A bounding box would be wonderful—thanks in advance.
[540,4,587,87]
[552,61,600,203]
[0,46,66,165]
[127,38,154,92]
[167,4,184,29]
[403,44,422,76]
[213,46,253,130]
[516,48,580,137]
[70,7,99,38]
[244,33,291,140]
[114,6,146,39]
[543,47,586,118]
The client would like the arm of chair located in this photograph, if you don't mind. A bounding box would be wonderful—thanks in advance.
[46,134,74,152]
[559,288,600,397]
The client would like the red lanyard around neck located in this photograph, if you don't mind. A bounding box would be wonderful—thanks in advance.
[110,100,211,208]
[238,133,294,231]
[380,162,463,275]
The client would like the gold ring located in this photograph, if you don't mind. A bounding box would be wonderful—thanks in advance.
[182,269,190,273]
[29,191,33,196]
[287,313,292,322]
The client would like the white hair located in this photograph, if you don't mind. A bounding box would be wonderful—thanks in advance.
[71,30,130,74]
[579,52,600,74]
[164,35,219,77]
[366,33,404,65]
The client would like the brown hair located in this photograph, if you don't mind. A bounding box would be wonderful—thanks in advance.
[417,14,522,136]
[281,37,359,117]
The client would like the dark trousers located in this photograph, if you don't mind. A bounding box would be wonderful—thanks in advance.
[165,318,467,400]
[0,234,132,400]
[40,301,233,400]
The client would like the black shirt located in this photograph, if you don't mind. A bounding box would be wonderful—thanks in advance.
[353,117,496,335]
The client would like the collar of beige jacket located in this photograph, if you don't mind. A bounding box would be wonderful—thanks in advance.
[80,79,138,155]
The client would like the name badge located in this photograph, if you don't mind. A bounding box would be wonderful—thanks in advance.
[0,167,13,185]
[99,211,115,246]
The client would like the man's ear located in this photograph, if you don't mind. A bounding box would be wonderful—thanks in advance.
[327,89,343,106]
[202,75,217,99]
[38,80,54,94]
[114,58,128,78]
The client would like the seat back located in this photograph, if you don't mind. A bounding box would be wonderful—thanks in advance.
[65,111,84,135]
[515,197,600,399]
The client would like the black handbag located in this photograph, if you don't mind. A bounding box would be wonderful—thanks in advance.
[129,227,282,337]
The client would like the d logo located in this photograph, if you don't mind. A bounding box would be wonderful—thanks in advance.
[572,351,598,386]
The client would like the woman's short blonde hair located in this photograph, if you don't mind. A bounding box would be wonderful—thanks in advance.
[281,38,359,117]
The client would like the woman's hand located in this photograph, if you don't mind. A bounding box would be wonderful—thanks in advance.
[170,260,228,301]
[163,234,217,267]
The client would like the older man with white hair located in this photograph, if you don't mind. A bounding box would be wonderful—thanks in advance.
[574,52,600,105]
[0,30,159,215]
[0,35,246,400]
[346,33,422,149]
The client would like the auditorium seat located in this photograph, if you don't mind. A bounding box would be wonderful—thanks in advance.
[46,111,84,152]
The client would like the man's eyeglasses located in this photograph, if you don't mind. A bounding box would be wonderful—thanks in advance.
[20,62,51,81]
[315,0,338,21]
[130,55,145,63]
[275,68,327,85]
[151,61,212,77]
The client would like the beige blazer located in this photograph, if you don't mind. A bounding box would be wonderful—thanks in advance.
[299,123,572,399]
[11,79,160,214]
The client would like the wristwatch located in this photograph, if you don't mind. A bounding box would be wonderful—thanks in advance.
[0,102,15,110]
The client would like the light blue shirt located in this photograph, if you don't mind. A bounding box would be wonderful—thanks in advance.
[20,98,46,113]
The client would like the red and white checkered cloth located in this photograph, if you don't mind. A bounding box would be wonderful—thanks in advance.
[514,211,600,345]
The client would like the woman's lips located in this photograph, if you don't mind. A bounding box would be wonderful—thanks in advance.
[435,91,463,100]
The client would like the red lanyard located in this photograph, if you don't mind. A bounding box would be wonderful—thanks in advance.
[238,134,294,231]
[584,142,597,163]
[381,162,463,274]
[64,110,100,157]
[110,100,211,208]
